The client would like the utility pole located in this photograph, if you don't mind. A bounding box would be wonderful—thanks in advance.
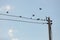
[47,17,52,40]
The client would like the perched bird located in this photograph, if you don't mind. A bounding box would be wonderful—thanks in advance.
[19,16,22,18]
[32,14,35,17]
[37,18,40,20]
[6,11,9,13]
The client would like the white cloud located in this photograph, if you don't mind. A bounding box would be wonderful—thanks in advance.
[0,5,14,13]
[8,28,19,40]
[8,29,14,38]
[9,29,13,33]
[5,5,11,11]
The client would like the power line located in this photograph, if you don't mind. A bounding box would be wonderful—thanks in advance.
[0,13,46,21]
[0,18,47,24]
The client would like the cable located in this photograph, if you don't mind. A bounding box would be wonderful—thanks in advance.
[0,13,19,17]
[0,18,47,24]
[0,13,46,21]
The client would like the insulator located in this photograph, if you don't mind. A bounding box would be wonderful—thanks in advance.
[50,20,52,22]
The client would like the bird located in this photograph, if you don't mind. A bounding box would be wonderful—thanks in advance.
[6,11,9,13]
[37,18,40,20]
[39,8,42,10]
[19,16,22,18]
[32,14,35,17]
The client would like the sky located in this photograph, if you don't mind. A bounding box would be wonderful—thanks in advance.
[0,0,60,40]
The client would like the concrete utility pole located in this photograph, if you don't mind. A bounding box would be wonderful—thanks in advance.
[47,17,52,40]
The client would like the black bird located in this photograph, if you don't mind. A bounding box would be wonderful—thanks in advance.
[39,8,42,10]
[37,18,40,20]
[32,14,35,17]
[6,11,9,13]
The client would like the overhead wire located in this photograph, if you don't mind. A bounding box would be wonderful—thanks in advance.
[0,13,46,21]
[0,18,47,24]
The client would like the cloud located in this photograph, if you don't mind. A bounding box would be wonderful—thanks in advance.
[0,5,14,13]
[9,29,13,33]
[5,5,11,11]
[8,28,19,40]
[8,29,14,38]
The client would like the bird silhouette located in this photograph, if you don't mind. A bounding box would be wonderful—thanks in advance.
[39,8,42,10]
[6,11,9,13]
[32,14,35,17]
